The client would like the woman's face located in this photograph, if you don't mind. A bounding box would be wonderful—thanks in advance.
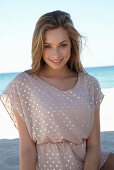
[42,27,71,70]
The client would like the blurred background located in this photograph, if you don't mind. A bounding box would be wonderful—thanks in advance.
[0,0,114,73]
[0,0,114,92]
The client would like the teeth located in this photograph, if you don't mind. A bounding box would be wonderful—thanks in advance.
[52,59,63,62]
[53,61,61,62]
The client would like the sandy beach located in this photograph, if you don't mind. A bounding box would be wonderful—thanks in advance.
[0,88,114,170]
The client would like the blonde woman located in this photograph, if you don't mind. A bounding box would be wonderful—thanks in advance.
[0,10,114,170]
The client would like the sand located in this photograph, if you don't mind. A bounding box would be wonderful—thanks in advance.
[0,88,114,170]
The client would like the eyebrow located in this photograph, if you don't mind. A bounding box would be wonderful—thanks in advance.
[45,40,69,44]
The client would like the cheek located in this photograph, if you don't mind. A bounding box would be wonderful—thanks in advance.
[42,49,50,59]
[62,47,71,57]
[68,47,71,54]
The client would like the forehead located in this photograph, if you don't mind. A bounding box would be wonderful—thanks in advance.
[44,27,70,43]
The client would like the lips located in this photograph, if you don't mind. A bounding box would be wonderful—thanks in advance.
[50,59,63,63]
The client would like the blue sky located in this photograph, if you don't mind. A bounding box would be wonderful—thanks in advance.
[0,0,114,73]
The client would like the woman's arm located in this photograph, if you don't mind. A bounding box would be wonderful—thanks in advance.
[84,106,101,170]
[14,110,37,170]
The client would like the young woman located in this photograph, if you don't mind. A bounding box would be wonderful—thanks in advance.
[0,10,114,170]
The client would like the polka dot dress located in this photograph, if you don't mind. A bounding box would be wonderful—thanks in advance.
[0,71,110,170]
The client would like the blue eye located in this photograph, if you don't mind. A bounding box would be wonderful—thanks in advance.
[60,44,67,47]
[44,45,51,48]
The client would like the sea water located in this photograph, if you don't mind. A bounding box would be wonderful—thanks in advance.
[85,66,114,89]
[0,66,114,94]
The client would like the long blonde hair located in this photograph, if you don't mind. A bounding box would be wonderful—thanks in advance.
[25,10,87,75]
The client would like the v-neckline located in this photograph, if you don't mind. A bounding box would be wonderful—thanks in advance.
[34,72,81,92]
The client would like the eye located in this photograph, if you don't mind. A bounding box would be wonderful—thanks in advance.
[44,45,51,48]
[60,44,67,47]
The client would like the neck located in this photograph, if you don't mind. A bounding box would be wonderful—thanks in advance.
[39,64,72,78]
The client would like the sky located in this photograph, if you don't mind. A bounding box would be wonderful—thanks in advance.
[0,0,114,73]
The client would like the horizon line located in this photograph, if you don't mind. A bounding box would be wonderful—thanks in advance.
[0,65,114,74]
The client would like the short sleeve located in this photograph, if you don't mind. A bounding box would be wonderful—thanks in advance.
[0,77,25,129]
[93,78,104,112]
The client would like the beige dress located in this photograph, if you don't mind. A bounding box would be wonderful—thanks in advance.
[0,71,110,170]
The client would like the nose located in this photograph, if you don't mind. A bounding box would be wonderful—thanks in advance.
[52,48,61,59]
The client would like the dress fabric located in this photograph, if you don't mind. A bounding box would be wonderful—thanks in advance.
[0,71,110,170]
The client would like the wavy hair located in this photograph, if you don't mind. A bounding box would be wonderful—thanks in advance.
[25,10,87,75]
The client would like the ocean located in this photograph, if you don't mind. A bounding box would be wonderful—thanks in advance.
[0,66,114,94]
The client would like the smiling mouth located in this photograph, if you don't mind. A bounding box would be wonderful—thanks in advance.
[50,59,63,63]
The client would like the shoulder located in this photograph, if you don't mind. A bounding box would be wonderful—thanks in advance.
[79,72,100,90]
[1,71,33,96]
[7,71,31,90]
[14,71,27,81]
[80,72,99,84]
[12,71,31,84]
